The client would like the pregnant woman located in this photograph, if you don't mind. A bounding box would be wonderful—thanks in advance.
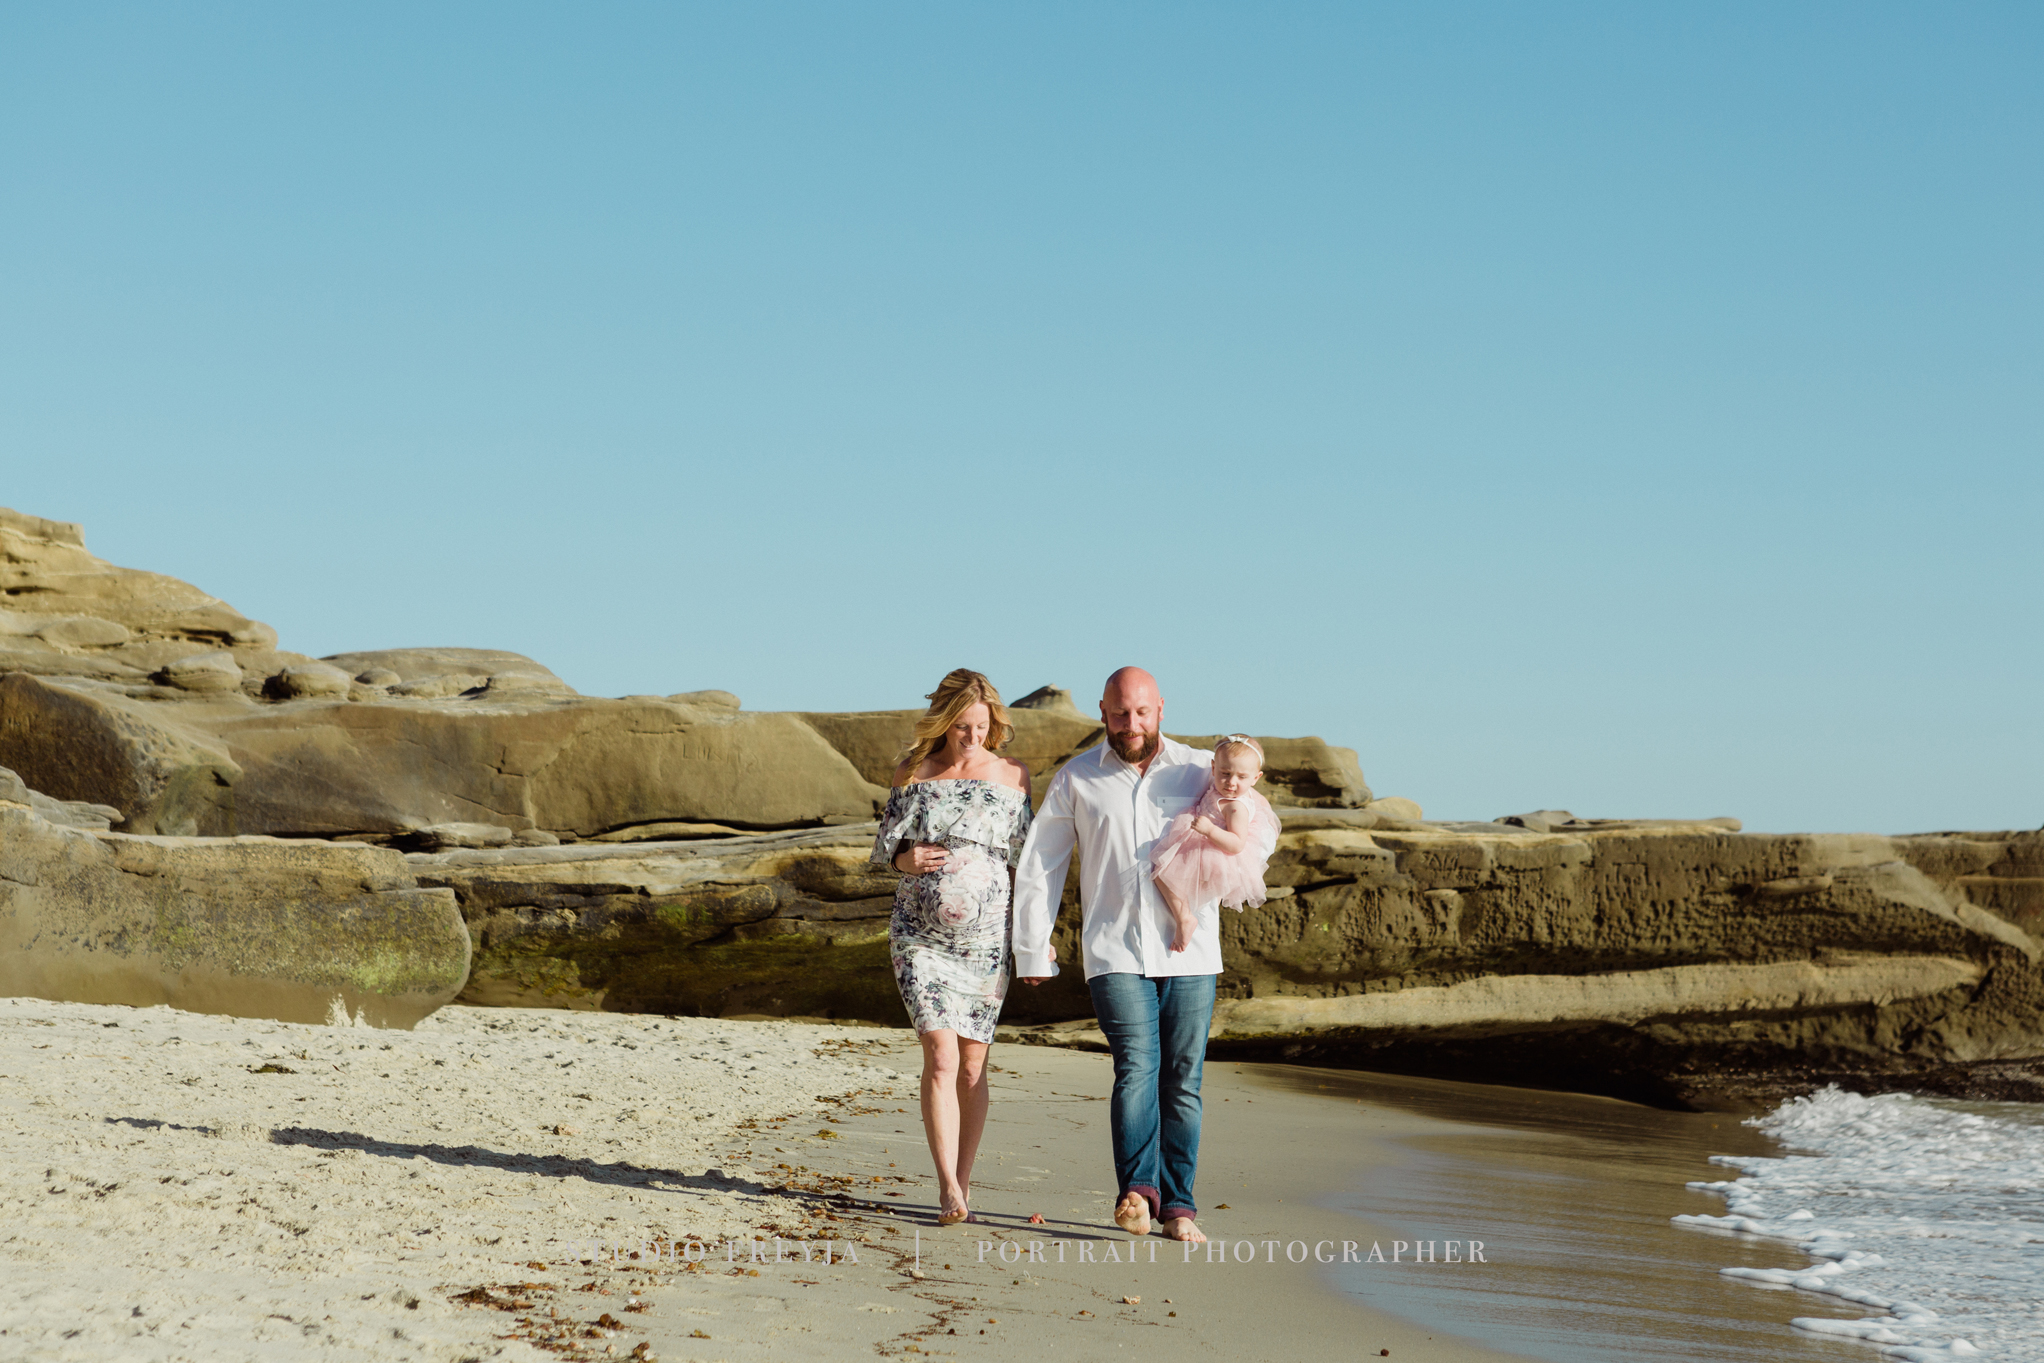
[870,668,1033,1225]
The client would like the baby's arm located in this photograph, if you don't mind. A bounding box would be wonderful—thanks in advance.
[1192,800,1250,855]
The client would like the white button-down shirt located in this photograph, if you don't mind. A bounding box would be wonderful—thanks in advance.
[1012,736,1276,981]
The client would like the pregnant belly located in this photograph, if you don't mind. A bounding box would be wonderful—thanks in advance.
[925,844,1006,930]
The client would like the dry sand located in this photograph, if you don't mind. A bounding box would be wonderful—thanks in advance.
[0,997,892,1360]
[2,997,1525,1362]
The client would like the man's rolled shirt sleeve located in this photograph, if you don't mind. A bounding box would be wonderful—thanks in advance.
[1010,769,1075,978]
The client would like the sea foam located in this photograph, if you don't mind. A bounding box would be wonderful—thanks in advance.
[1674,1086,2044,1360]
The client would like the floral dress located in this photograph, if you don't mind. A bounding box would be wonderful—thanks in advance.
[870,779,1033,1043]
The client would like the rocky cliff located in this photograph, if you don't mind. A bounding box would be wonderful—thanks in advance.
[0,773,470,1028]
[4,505,2038,1106]
[411,816,2044,1108]
[0,508,1372,840]
[1206,818,2044,1107]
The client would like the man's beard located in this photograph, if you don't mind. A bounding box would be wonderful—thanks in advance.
[1108,730,1159,764]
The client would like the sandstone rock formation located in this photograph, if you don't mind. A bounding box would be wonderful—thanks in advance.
[321,647,575,693]
[414,817,2044,1107]
[420,828,917,1021]
[1200,821,2043,1106]
[0,764,121,830]
[0,673,243,836]
[0,508,281,682]
[0,510,1384,841]
[0,509,888,837]
[0,788,470,1028]
[11,503,2031,1105]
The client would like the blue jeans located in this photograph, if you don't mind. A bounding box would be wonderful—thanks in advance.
[1086,971,1216,1222]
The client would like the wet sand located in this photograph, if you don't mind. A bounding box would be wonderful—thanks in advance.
[1254,1065,1876,1363]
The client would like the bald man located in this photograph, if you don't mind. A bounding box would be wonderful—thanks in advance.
[1012,667,1274,1243]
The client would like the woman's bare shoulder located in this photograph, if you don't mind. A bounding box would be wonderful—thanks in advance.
[893,760,919,787]
[1001,757,1033,792]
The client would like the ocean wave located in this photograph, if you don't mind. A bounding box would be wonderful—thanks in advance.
[1672,1086,2044,1359]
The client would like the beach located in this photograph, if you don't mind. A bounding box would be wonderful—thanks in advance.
[1261,1067,1875,1361]
[5,995,1970,1363]
[1,996,866,1360]
[3,995,1518,1362]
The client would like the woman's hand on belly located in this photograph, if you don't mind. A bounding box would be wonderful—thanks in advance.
[894,841,950,875]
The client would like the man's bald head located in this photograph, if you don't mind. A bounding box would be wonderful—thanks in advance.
[1102,666,1160,707]
[1101,667,1164,767]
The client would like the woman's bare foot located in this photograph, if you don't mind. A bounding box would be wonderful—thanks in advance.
[937,1182,969,1226]
[1160,1216,1206,1242]
[1112,1192,1152,1236]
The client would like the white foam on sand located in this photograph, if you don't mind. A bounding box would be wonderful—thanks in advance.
[1674,1086,2044,1360]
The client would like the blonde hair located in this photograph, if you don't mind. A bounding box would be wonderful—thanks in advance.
[1213,733,1265,768]
[895,669,1014,784]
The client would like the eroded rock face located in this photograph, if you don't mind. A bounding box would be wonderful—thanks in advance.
[0,800,469,1028]
[415,825,1095,1025]
[420,828,903,1019]
[155,650,243,694]
[416,818,2044,1107]
[1894,830,2044,940]
[320,647,574,691]
[0,508,280,683]
[204,694,888,837]
[1201,822,2044,1106]
[0,509,889,837]
[1,508,1384,839]
[0,674,242,836]
[0,765,121,830]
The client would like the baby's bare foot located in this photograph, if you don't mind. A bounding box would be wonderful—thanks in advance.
[1113,1192,1152,1236]
[1169,910,1197,953]
[1161,1216,1206,1243]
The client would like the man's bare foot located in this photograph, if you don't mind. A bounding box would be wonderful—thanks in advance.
[1161,1216,1206,1243]
[1113,1192,1152,1236]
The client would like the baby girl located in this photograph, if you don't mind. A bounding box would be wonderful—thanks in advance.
[1150,734,1278,951]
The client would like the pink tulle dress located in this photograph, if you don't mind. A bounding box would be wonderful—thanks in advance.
[1150,785,1277,910]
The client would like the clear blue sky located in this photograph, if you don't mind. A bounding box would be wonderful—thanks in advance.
[4,3,2038,833]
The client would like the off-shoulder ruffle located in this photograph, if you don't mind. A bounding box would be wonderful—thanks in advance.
[869,780,1033,869]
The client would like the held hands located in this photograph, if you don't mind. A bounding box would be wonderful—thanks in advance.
[893,842,949,875]
[1019,941,1057,987]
